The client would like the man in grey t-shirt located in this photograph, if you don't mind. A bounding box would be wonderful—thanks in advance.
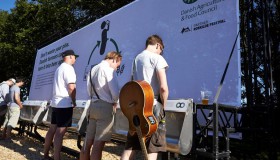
[1,77,24,140]
[0,78,16,128]
[122,35,169,160]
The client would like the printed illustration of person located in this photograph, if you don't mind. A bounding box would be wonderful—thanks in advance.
[100,20,110,55]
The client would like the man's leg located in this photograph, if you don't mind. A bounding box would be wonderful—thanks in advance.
[44,124,57,159]
[0,115,5,129]
[3,106,20,139]
[0,105,7,128]
[1,127,7,139]
[53,127,67,160]
[5,126,12,139]
[121,149,136,160]
[79,138,94,160]
[1,107,9,139]
[148,153,158,160]
[90,140,106,160]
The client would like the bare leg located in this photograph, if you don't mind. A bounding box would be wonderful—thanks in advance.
[53,127,67,160]
[121,149,136,160]
[148,153,158,160]
[79,138,94,160]
[1,127,7,139]
[44,124,57,159]
[5,126,12,139]
[90,140,105,160]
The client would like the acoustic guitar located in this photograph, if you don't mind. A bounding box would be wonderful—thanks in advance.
[120,80,158,160]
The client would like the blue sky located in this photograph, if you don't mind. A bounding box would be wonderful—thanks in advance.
[0,0,16,11]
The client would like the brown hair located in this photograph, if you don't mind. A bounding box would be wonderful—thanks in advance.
[145,34,164,49]
[104,51,122,62]
[15,77,25,83]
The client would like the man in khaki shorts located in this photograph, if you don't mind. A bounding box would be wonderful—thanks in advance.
[1,77,25,140]
[80,51,122,160]
[0,78,16,128]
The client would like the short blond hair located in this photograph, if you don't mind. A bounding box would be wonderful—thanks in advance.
[104,51,122,62]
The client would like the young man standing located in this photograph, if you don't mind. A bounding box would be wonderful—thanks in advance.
[121,35,169,160]
[0,78,16,128]
[1,77,24,140]
[80,51,122,160]
[43,50,78,160]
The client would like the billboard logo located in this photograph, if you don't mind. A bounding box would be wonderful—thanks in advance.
[183,0,197,4]
[181,27,192,34]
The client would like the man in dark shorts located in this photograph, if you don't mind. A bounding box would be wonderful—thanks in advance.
[121,35,169,160]
[43,50,79,160]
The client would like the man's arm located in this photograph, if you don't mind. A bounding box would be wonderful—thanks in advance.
[68,83,76,107]
[2,85,10,103]
[157,68,169,108]
[14,92,23,109]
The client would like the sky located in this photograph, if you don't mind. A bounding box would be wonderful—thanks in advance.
[0,0,16,12]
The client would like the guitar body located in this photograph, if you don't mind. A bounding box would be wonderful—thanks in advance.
[120,80,158,137]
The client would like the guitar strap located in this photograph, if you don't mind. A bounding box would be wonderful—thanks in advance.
[89,66,100,100]
[131,58,136,81]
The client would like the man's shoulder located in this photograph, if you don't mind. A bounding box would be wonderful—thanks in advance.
[10,85,20,91]
[0,81,8,86]
[100,61,113,71]
[137,50,153,58]
[60,62,73,68]
[58,62,74,71]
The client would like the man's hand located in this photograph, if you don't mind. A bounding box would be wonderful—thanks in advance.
[15,93,23,109]
[113,103,117,114]
[68,83,76,108]
[72,101,77,108]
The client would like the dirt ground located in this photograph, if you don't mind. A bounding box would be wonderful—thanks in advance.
[0,125,127,160]
[0,124,186,160]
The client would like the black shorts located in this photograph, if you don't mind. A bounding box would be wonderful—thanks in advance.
[124,103,166,153]
[51,107,73,127]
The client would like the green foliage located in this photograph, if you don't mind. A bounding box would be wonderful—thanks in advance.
[240,0,280,106]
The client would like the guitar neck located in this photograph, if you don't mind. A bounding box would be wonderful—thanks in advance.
[135,125,149,160]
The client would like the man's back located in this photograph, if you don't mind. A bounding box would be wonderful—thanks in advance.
[0,82,9,105]
[8,85,20,107]
[133,50,168,97]
[51,62,76,108]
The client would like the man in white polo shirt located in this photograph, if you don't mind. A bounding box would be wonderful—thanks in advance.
[79,51,122,160]
[43,49,79,160]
